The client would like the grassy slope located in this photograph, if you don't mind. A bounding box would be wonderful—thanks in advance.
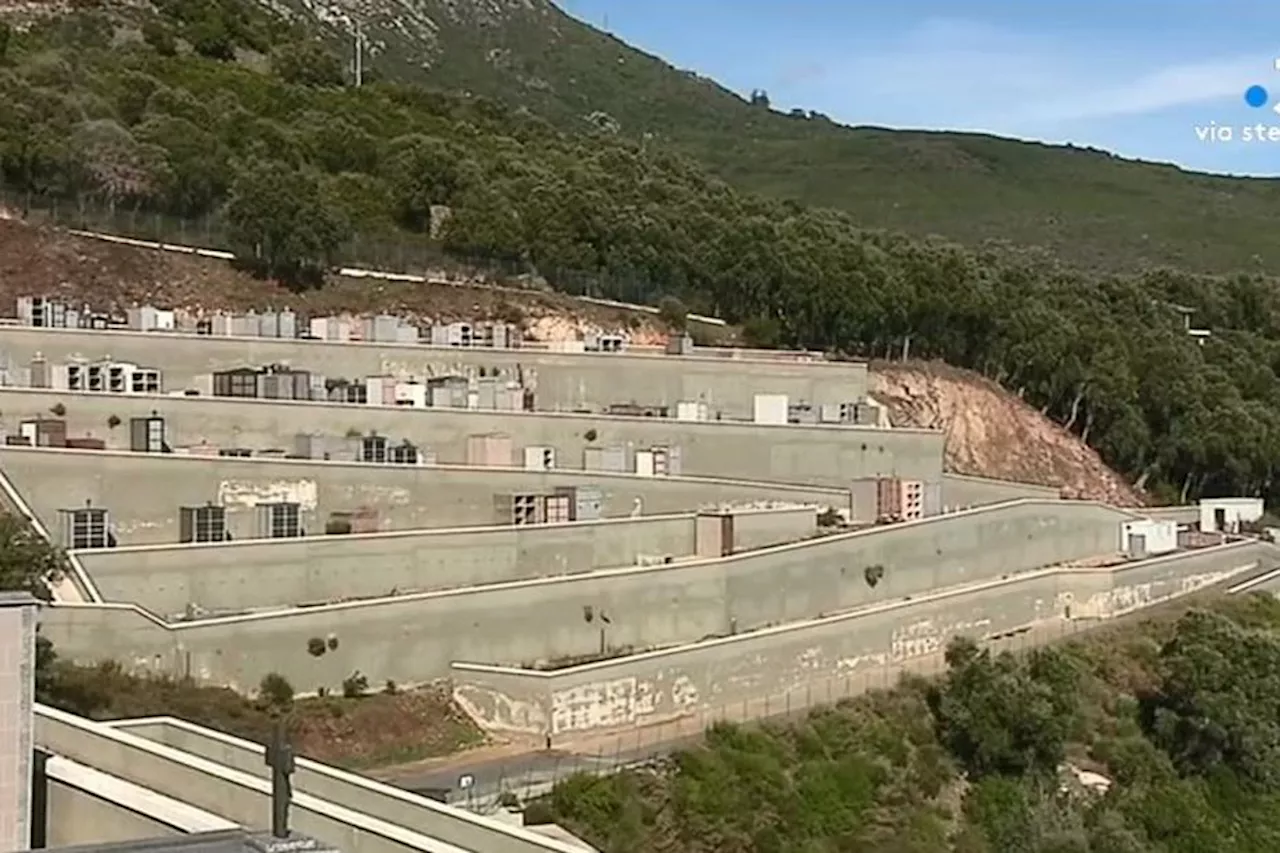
[272,0,1280,274]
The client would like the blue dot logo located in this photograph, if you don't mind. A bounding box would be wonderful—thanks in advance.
[1245,84,1269,108]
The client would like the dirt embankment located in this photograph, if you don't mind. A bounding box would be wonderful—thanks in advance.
[870,361,1144,507]
[0,218,669,343]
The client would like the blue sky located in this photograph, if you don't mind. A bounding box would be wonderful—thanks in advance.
[556,0,1280,176]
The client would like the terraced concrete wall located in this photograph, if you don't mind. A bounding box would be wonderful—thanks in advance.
[451,541,1270,737]
[942,473,1061,508]
[0,388,945,490]
[39,500,1135,693]
[0,447,845,545]
[0,326,870,420]
[75,514,699,617]
[75,506,815,617]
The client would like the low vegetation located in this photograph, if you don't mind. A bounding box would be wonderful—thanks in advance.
[533,593,1280,853]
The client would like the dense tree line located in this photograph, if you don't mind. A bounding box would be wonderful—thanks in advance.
[1,7,1279,505]
[536,597,1280,852]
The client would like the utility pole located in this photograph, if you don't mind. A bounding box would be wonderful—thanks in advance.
[264,720,296,839]
[353,21,364,87]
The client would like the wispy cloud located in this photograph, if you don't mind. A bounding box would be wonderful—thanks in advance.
[822,17,1265,132]
[1022,57,1260,124]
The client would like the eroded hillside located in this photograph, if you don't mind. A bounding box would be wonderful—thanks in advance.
[870,361,1144,507]
[0,218,669,343]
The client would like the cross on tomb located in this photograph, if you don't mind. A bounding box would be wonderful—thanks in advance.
[265,719,296,839]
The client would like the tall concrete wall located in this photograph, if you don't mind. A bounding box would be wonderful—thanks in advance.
[104,716,579,853]
[941,473,1061,508]
[0,388,945,489]
[452,541,1269,737]
[77,515,698,617]
[1143,505,1199,525]
[0,447,846,545]
[0,326,870,418]
[78,506,817,619]
[34,706,576,853]
[38,500,1137,693]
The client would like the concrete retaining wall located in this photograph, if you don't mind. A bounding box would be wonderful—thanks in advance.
[0,326,870,420]
[942,473,1061,508]
[0,388,945,489]
[727,505,819,553]
[75,514,699,617]
[38,500,1137,693]
[1143,505,1199,525]
[0,447,847,545]
[75,507,816,617]
[451,541,1269,737]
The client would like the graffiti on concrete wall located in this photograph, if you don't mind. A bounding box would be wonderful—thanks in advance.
[550,672,700,735]
[452,682,548,735]
[1069,566,1250,618]
[217,479,318,509]
[889,616,994,661]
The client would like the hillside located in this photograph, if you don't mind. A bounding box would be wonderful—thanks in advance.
[870,362,1145,507]
[5,0,1280,273]
[0,218,672,341]
[255,0,1280,274]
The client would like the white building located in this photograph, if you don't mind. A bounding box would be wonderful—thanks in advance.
[1199,498,1264,534]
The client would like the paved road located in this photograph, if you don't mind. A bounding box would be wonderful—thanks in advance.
[382,732,703,806]
[382,555,1280,808]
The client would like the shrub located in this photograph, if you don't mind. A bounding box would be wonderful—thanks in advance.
[342,670,369,698]
[258,672,294,709]
[306,637,326,657]
[656,296,688,331]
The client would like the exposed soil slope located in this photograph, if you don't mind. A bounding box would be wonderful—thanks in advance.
[0,218,669,343]
[870,361,1144,507]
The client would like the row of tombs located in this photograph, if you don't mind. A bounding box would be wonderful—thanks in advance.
[9,413,691,473]
[1,349,887,426]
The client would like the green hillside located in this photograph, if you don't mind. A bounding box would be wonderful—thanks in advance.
[262,0,1280,274]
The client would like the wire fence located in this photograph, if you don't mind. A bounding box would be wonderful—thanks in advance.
[437,617,1123,811]
[0,188,683,308]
